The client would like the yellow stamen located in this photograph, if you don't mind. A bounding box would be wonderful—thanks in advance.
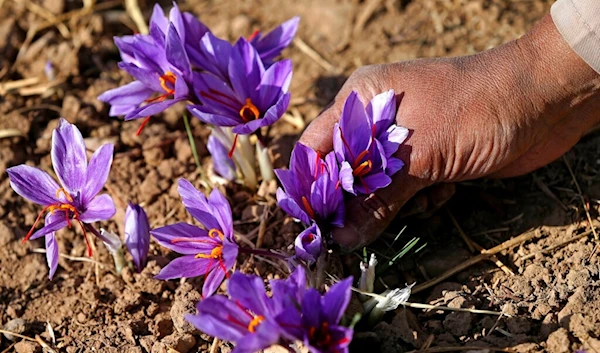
[48,203,78,214]
[195,246,223,259]
[247,315,264,333]
[352,150,370,169]
[159,71,177,93]
[208,228,225,240]
[55,188,73,202]
[352,160,372,177]
[239,98,260,122]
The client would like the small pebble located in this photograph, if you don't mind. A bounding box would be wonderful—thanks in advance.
[3,318,27,341]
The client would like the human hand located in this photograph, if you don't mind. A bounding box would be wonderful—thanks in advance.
[299,15,600,251]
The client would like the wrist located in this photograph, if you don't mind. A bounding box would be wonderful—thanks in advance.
[502,14,600,128]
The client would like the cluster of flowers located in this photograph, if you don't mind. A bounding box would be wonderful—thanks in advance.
[277,90,409,265]
[6,3,410,352]
[6,119,354,353]
[98,2,297,175]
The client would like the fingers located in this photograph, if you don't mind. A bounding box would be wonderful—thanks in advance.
[398,183,456,218]
[298,101,343,155]
[331,172,430,252]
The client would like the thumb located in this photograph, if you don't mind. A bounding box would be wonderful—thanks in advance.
[298,102,343,155]
[332,171,429,252]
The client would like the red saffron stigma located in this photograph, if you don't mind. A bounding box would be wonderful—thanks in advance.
[247,29,260,41]
[228,134,239,158]
[136,116,152,136]
[301,196,316,219]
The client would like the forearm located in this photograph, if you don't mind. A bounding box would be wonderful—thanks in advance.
[470,14,600,136]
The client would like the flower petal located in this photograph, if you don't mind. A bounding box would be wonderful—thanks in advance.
[355,172,391,195]
[189,296,248,341]
[45,232,59,280]
[386,157,405,176]
[124,99,180,121]
[79,194,116,223]
[367,89,396,131]
[252,17,299,65]
[339,91,371,159]
[188,105,241,127]
[51,118,88,196]
[258,59,292,108]
[149,3,168,34]
[97,81,154,106]
[166,23,191,77]
[323,276,353,324]
[276,188,311,224]
[118,62,163,92]
[125,203,150,272]
[207,135,237,181]
[83,144,114,204]
[208,188,233,239]
[202,264,226,298]
[228,272,270,315]
[155,255,214,280]
[177,178,222,231]
[300,289,323,328]
[235,320,282,353]
[198,32,232,79]
[228,38,264,103]
[150,223,213,254]
[339,161,355,194]
[29,214,68,241]
[7,165,60,206]
[381,124,409,157]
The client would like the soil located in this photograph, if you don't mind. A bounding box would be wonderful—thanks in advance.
[1,0,600,352]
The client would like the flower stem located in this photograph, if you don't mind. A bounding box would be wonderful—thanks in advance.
[183,113,211,194]
[256,140,274,182]
[239,247,290,260]
[183,112,202,170]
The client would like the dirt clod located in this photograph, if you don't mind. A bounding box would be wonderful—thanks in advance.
[14,341,40,353]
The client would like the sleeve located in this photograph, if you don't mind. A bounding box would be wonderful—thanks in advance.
[551,0,600,74]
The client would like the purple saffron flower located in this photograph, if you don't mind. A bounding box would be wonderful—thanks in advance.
[196,16,299,80]
[207,134,237,180]
[187,272,286,353]
[294,278,354,353]
[294,224,324,264]
[188,37,292,137]
[275,142,345,230]
[146,3,210,70]
[249,17,300,66]
[98,12,195,128]
[125,203,150,272]
[151,178,238,297]
[6,118,116,279]
[333,89,409,195]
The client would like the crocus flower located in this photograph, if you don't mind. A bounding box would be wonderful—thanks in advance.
[125,203,150,272]
[294,278,354,353]
[207,134,237,180]
[98,19,195,129]
[6,118,116,279]
[188,37,292,138]
[275,142,344,231]
[187,272,286,353]
[333,90,408,195]
[294,224,324,264]
[151,178,238,297]
[146,3,210,70]
[249,17,300,66]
